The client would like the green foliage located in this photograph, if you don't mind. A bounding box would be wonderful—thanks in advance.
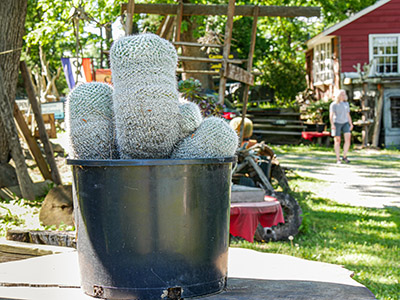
[24,0,125,95]
[260,57,307,103]
[42,222,75,231]
[305,99,331,124]
[23,0,379,100]
[178,78,224,117]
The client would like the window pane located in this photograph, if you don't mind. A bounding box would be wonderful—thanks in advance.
[387,46,392,54]
[374,36,397,46]
[373,47,378,55]
[379,46,385,54]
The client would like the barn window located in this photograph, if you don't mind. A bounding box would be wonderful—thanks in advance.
[369,34,400,75]
[313,41,333,85]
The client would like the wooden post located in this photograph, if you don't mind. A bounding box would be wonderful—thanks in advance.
[20,61,62,185]
[218,0,236,104]
[239,6,259,145]
[125,0,135,36]
[0,68,35,200]
[174,0,183,42]
[361,82,368,147]
[372,84,384,147]
[13,103,52,181]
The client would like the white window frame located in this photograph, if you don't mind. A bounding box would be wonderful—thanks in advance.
[369,33,400,76]
[313,38,334,86]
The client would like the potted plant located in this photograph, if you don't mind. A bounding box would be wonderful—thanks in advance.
[66,34,238,300]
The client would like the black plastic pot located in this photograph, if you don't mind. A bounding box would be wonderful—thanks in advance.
[67,157,235,300]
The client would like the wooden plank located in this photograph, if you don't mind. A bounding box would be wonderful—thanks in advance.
[247,111,301,116]
[252,118,304,124]
[178,56,246,64]
[0,68,35,200]
[20,61,62,185]
[246,6,259,71]
[218,0,236,104]
[176,69,219,75]
[239,6,259,144]
[125,0,135,36]
[6,230,76,248]
[0,180,52,201]
[121,3,321,18]
[226,64,254,85]
[13,103,52,181]
[158,15,175,39]
[372,84,384,147]
[27,114,56,139]
[174,0,183,42]
[0,239,72,257]
[253,124,306,130]
[253,130,303,136]
[173,41,223,48]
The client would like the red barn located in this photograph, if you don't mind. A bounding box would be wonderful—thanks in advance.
[306,0,400,148]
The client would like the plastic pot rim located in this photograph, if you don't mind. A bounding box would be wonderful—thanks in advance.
[67,156,237,167]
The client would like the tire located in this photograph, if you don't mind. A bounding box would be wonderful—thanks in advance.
[255,192,302,242]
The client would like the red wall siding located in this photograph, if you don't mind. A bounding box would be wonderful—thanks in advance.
[331,0,400,72]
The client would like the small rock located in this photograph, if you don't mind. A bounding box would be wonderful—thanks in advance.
[0,163,18,188]
[39,185,74,227]
[51,142,65,154]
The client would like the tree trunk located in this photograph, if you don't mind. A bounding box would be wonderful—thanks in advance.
[0,68,35,200]
[0,0,28,164]
[0,0,34,200]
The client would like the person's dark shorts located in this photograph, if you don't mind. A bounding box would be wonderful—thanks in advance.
[332,122,351,137]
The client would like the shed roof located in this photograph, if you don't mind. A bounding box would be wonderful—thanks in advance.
[307,0,391,48]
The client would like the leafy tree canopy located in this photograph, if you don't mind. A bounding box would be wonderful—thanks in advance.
[24,0,379,101]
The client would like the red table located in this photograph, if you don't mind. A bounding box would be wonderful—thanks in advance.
[301,131,331,141]
[301,131,331,146]
[230,196,285,242]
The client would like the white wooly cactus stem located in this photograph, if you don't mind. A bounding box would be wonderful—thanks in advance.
[171,117,239,159]
[110,33,182,159]
[66,82,116,160]
[178,101,203,137]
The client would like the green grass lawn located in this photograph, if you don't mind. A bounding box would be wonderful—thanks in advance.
[230,145,400,300]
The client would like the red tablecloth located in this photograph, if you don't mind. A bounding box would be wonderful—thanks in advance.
[301,131,331,141]
[230,196,285,242]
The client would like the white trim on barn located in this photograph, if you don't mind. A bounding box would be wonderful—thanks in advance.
[307,0,391,48]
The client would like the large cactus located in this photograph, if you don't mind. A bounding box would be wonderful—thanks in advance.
[110,33,182,159]
[171,117,239,159]
[66,82,116,160]
[66,34,236,161]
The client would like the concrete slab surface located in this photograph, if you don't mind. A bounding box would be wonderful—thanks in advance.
[0,247,376,300]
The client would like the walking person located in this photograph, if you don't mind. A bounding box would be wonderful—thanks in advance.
[330,89,353,164]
